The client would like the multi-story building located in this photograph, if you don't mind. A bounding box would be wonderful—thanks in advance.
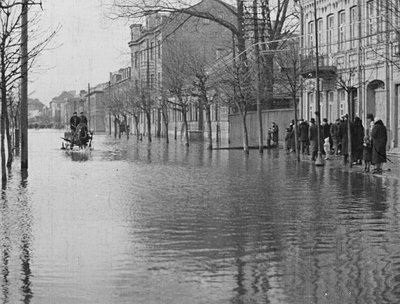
[300,0,400,151]
[128,0,235,143]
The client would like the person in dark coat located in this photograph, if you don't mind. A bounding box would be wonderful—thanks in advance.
[309,118,318,161]
[298,119,309,155]
[80,112,88,125]
[338,116,349,165]
[70,112,80,132]
[271,122,279,148]
[371,118,387,174]
[330,118,341,155]
[351,117,365,165]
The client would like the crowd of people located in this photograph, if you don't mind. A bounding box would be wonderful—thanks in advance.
[280,113,388,174]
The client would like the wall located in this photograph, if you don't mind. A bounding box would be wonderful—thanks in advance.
[229,109,295,147]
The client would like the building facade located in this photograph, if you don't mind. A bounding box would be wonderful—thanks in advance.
[300,0,400,151]
[128,0,235,144]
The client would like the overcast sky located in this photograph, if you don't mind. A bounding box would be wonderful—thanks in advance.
[30,0,131,105]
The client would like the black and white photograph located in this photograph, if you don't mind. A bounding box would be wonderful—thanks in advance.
[1,0,400,303]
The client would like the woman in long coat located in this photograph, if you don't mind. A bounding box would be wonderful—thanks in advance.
[338,117,349,164]
[371,118,387,174]
[352,117,365,165]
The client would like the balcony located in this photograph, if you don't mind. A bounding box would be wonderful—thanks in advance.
[301,53,337,79]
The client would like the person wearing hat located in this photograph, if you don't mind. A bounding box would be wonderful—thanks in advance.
[70,112,80,132]
[366,113,374,140]
[80,112,88,125]
[309,118,318,161]
[371,117,387,174]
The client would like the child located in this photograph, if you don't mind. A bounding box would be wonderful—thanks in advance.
[363,136,372,172]
[323,137,331,160]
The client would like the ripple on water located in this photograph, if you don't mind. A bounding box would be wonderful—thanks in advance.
[1,130,400,304]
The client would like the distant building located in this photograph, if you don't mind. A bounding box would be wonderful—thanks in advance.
[128,0,235,143]
[49,91,76,128]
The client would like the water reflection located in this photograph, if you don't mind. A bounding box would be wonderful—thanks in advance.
[0,171,33,304]
[2,131,400,303]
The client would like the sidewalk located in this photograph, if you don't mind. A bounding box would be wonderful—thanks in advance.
[302,152,400,180]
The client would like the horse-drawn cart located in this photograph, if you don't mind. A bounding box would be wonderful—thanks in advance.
[61,123,93,150]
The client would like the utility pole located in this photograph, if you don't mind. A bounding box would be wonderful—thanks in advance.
[21,0,28,169]
[313,0,324,166]
[88,83,91,128]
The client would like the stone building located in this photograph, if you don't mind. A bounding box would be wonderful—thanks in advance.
[128,0,235,144]
[300,0,400,151]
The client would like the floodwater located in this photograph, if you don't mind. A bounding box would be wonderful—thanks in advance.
[1,129,400,304]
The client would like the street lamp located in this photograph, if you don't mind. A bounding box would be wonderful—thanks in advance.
[313,0,324,166]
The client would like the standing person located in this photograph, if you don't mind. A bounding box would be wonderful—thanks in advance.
[366,113,374,139]
[309,118,318,161]
[80,112,88,125]
[363,136,372,172]
[271,122,279,148]
[351,117,365,165]
[330,118,341,155]
[371,117,387,174]
[338,115,349,165]
[298,119,309,155]
[70,112,80,132]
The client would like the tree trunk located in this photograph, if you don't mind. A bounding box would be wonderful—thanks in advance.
[125,115,129,140]
[239,106,249,154]
[156,108,161,138]
[253,0,263,153]
[146,111,152,142]
[161,104,169,144]
[134,116,140,141]
[205,104,212,150]
[114,116,118,139]
[182,110,189,146]
[1,53,7,182]
[5,111,13,168]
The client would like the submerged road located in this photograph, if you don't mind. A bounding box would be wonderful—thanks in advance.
[0,129,399,304]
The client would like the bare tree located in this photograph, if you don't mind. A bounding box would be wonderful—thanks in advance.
[275,38,306,161]
[0,0,55,181]
[210,49,254,153]
[125,81,144,141]
[162,40,194,146]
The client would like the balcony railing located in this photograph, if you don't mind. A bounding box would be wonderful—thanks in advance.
[300,53,336,79]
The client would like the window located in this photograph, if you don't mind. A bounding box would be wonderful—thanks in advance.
[150,74,155,89]
[203,18,210,24]
[308,93,314,120]
[338,10,346,50]
[318,19,323,48]
[367,1,376,44]
[157,40,161,59]
[337,56,345,69]
[377,0,383,42]
[349,54,357,67]
[328,91,334,122]
[134,51,139,68]
[339,90,346,116]
[326,14,334,53]
[350,6,357,48]
[150,42,154,60]
[308,21,314,48]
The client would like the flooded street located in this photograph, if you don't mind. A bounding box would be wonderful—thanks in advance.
[1,129,400,303]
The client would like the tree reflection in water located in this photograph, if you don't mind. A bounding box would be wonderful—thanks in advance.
[0,170,33,303]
